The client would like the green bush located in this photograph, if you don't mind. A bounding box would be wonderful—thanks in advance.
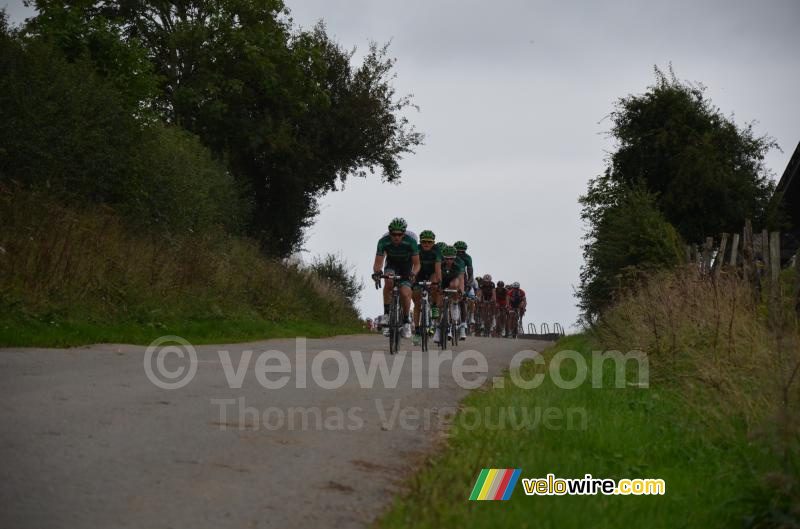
[579,188,684,320]
[309,253,364,309]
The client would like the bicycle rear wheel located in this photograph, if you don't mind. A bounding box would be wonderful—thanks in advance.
[420,299,429,352]
[389,294,400,355]
[439,299,449,350]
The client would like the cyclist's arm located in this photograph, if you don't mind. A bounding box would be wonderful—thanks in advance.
[434,261,442,284]
[373,254,385,275]
[411,254,421,277]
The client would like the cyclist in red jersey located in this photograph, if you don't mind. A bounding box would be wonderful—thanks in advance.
[507,281,527,337]
[508,282,527,316]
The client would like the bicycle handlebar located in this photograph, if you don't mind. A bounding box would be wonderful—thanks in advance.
[374,273,408,289]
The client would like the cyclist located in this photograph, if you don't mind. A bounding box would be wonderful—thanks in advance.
[435,245,465,344]
[372,218,421,339]
[412,230,442,344]
[508,281,527,336]
[495,280,510,337]
[453,241,474,285]
[476,274,496,335]
[452,241,473,339]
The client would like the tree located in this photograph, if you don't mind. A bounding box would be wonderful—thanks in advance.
[578,188,684,321]
[0,22,242,234]
[23,0,159,114]
[27,1,424,256]
[591,66,777,245]
[578,66,779,321]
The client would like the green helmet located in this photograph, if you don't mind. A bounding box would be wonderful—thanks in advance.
[442,245,457,258]
[435,242,447,251]
[454,240,468,251]
[388,217,407,231]
[419,230,435,242]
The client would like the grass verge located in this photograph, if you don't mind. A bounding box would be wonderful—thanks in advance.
[1,190,366,347]
[376,334,776,528]
[0,315,363,348]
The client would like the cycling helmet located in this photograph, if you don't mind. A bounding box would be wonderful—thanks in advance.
[441,246,457,258]
[483,274,492,282]
[388,217,407,231]
[435,242,447,251]
[454,240,468,251]
[419,230,435,242]
[513,282,520,288]
[497,281,505,288]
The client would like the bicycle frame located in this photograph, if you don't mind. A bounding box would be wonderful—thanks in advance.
[375,273,407,355]
[416,280,437,352]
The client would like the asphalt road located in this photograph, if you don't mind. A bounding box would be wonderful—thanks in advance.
[0,334,552,529]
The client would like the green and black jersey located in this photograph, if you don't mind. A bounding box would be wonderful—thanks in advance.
[441,259,465,285]
[418,246,442,277]
[458,251,473,270]
[376,234,419,265]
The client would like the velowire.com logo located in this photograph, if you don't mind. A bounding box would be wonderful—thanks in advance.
[469,469,522,500]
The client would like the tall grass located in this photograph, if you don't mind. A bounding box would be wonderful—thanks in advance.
[592,265,800,526]
[0,189,362,345]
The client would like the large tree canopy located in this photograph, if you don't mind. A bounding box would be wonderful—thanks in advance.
[23,1,423,255]
[583,67,777,246]
[578,67,778,321]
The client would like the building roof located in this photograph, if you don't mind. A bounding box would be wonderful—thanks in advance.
[775,141,800,263]
[776,141,800,212]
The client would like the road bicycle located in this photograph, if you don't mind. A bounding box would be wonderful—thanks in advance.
[439,287,462,349]
[495,305,508,337]
[415,280,437,352]
[507,308,520,338]
[374,272,407,355]
[477,299,494,337]
[466,296,478,335]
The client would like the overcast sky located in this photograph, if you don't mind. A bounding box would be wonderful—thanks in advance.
[4,1,799,329]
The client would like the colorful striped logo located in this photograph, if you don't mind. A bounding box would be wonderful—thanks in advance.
[469,469,522,500]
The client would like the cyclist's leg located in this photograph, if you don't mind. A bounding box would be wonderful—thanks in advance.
[412,287,422,328]
[431,283,442,318]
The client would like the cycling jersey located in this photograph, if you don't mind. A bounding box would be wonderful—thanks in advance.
[456,252,472,270]
[509,288,526,308]
[441,259,465,285]
[418,245,442,279]
[495,286,509,306]
[479,281,495,299]
[376,233,419,264]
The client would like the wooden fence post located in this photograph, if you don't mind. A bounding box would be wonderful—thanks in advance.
[769,232,781,313]
[702,237,714,278]
[729,233,740,267]
[714,233,729,278]
[743,220,754,291]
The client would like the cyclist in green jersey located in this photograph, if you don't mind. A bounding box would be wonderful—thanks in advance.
[436,245,465,343]
[453,241,474,285]
[372,217,421,338]
[412,230,442,342]
[453,241,473,340]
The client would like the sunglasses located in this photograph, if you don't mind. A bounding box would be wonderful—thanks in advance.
[390,232,405,237]
[420,240,434,244]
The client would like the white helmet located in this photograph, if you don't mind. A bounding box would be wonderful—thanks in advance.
[483,274,492,282]
[512,282,520,288]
